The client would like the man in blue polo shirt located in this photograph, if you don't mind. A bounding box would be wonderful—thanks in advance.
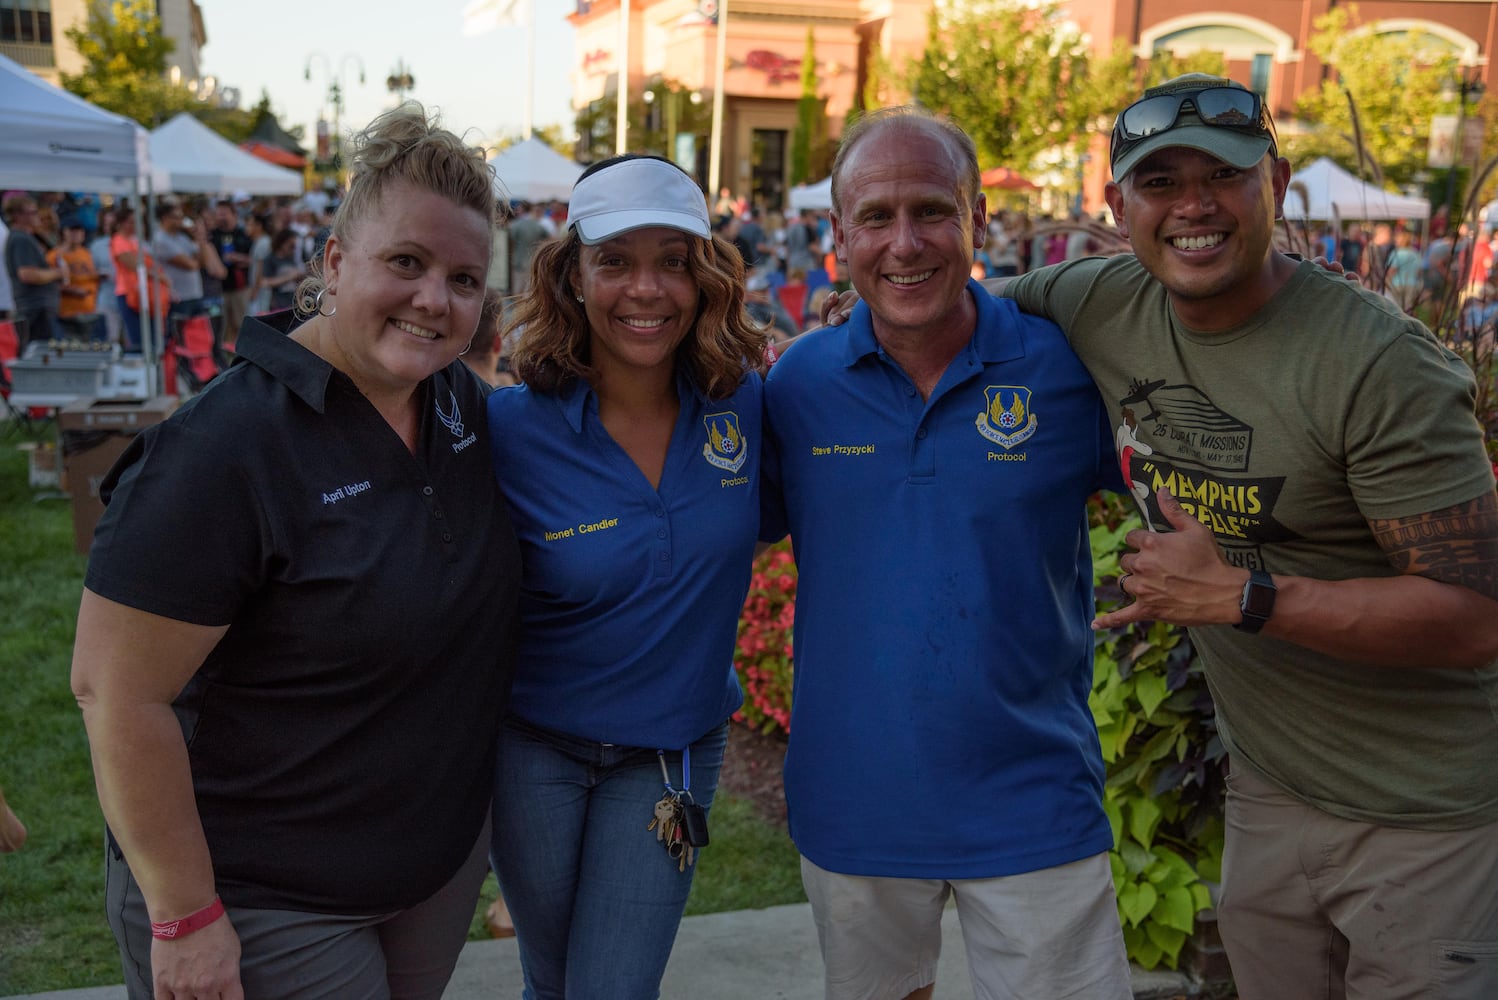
[761,107,1128,999]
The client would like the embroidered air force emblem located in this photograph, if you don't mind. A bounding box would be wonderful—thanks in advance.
[975,385,1037,450]
[436,391,465,438]
[702,411,748,472]
[437,390,479,452]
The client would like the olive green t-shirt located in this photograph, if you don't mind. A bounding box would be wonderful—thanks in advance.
[1008,255,1498,830]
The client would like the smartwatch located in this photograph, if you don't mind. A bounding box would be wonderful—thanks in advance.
[1235,569,1276,634]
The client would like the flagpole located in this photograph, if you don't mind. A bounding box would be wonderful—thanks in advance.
[707,0,727,198]
[616,0,630,154]
[523,0,535,139]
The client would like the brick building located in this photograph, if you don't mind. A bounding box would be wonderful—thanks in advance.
[567,0,1496,211]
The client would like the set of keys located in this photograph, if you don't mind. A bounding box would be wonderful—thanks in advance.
[646,750,709,871]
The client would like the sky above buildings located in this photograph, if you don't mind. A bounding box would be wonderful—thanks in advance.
[196,0,576,150]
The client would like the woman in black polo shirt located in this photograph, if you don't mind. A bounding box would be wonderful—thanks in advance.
[71,103,521,1000]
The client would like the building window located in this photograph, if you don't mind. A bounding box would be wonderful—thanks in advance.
[751,129,787,212]
[1250,54,1271,97]
[0,0,53,44]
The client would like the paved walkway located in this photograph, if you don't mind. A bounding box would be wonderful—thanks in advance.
[10,902,1196,999]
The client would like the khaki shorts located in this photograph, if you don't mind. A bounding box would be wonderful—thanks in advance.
[801,853,1130,1000]
[1218,764,1498,1000]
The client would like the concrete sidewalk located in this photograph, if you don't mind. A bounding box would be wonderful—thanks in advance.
[10,902,1196,999]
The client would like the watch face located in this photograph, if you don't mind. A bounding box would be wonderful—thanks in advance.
[1242,585,1275,617]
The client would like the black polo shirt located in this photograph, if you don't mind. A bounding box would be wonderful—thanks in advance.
[87,315,521,914]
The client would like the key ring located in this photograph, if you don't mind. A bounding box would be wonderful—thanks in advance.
[657,747,692,795]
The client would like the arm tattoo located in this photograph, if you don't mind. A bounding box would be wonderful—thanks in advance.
[1370,492,1498,601]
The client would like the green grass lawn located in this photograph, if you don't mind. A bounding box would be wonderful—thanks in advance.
[0,428,803,997]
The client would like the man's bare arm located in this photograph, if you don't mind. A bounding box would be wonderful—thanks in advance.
[1099,489,1498,669]
[1371,493,1498,601]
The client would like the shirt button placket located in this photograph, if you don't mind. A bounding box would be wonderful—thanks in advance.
[655,505,671,577]
[423,483,454,551]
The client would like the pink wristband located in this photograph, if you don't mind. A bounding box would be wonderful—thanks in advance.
[151,895,225,940]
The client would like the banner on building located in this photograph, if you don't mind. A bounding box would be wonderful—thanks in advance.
[1428,114,1458,170]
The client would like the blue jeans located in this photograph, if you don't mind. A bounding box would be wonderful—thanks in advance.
[117,293,142,352]
[14,305,62,347]
[492,718,729,1000]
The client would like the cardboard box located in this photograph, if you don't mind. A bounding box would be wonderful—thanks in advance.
[17,440,65,490]
[59,396,179,554]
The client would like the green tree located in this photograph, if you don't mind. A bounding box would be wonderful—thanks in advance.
[240,91,289,147]
[61,0,194,126]
[790,28,828,185]
[61,0,261,140]
[904,1,1135,173]
[1288,6,1470,192]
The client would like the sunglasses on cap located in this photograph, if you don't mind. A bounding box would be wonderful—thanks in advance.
[1110,87,1277,162]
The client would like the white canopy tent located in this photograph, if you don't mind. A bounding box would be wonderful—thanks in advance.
[0,53,168,393]
[488,137,584,203]
[1286,157,1430,222]
[0,52,157,194]
[788,177,833,213]
[149,113,302,195]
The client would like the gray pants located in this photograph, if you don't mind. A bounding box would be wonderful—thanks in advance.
[105,823,490,1000]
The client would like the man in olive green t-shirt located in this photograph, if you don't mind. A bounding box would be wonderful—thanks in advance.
[1003,75,1498,999]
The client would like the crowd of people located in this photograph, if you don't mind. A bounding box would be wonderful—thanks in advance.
[9,73,1490,1000]
[0,189,341,365]
[1318,216,1498,331]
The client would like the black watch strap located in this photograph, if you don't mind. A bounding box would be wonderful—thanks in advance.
[1235,568,1276,634]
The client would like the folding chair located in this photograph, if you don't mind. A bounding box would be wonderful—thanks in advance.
[169,314,222,395]
[0,320,49,437]
[773,283,808,335]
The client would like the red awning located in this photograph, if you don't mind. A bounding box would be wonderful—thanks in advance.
[240,140,306,169]
[980,166,1040,191]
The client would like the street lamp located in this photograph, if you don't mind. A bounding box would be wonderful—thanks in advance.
[386,59,416,104]
[1441,65,1486,233]
[305,52,367,185]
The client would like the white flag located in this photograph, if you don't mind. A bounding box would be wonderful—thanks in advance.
[462,0,526,36]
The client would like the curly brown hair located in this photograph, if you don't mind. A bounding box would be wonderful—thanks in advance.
[508,227,768,401]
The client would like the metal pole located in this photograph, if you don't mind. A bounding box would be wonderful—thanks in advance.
[616,0,631,155]
[1444,97,1465,234]
[708,0,728,198]
[305,52,365,187]
[523,0,535,140]
[1443,68,1485,234]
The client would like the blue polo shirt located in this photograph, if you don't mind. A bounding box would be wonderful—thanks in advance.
[488,369,757,749]
[762,279,1121,879]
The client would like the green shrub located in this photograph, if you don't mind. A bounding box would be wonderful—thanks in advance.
[732,497,1227,970]
[1089,494,1224,969]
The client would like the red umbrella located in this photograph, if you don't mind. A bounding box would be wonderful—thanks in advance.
[240,140,306,170]
[981,166,1040,191]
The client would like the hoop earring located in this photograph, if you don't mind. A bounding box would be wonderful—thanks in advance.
[314,287,337,318]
